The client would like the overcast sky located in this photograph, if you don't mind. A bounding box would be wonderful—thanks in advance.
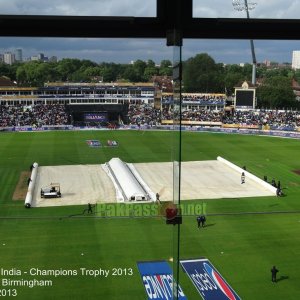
[0,0,300,64]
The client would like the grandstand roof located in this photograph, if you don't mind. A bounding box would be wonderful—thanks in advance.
[0,76,17,87]
[0,87,38,91]
[45,82,154,88]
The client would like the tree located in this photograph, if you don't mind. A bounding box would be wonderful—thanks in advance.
[256,76,297,109]
[69,70,89,82]
[223,64,245,95]
[159,59,172,76]
[15,61,59,86]
[16,65,27,85]
[141,59,159,81]
[99,63,120,82]
[133,60,147,81]
[0,62,11,78]
[265,68,290,79]
[122,65,140,82]
[294,69,300,83]
[147,59,156,68]
[56,58,82,81]
[84,66,102,77]
[256,65,267,79]
[15,61,40,86]
[36,62,60,84]
[183,53,224,92]
[224,72,242,95]
[160,59,172,69]
[241,63,252,80]
[80,59,97,68]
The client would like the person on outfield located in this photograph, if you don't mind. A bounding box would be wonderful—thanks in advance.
[271,266,279,282]
[276,187,283,197]
[200,215,206,227]
[196,216,201,228]
[197,215,206,228]
[156,192,161,204]
[87,203,93,214]
[241,172,245,184]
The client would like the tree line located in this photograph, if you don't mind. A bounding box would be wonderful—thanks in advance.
[1,53,300,109]
[0,58,172,86]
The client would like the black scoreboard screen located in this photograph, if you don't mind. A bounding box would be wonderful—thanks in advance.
[235,90,255,108]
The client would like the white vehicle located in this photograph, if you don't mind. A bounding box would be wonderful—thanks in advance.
[41,183,61,198]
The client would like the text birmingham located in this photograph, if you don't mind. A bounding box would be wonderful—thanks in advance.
[2,278,52,289]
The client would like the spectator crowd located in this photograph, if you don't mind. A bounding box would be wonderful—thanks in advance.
[0,104,69,127]
[128,103,161,126]
[128,104,300,130]
[1,103,300,131]
[222,110,300,130]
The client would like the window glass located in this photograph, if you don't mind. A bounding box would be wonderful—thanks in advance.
[0,0,156,16]
[183,39,300,65]
[1,33,300,299]
[179,37,300,299]
[193,0,300,19]
[0,37,175,299]
[0,37,169,63]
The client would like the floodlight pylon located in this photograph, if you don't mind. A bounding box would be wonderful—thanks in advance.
[232,0,257,85]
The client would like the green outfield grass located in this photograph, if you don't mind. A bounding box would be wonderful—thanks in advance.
[0,130,300,299]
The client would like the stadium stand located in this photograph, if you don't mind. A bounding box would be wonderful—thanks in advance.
[1,102,300,130]
[0,82,299,130]
[222,110,300,129]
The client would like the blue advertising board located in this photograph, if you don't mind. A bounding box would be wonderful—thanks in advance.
[137,261,187,300]
[180,258,241,300]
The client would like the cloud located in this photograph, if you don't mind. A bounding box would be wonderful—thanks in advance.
[1,37,298,65]
[251,0,300,19]
[0,0,156,16]
[0,37,172,63]
[193,0,300,19]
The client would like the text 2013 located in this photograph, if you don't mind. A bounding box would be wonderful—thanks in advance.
[0,289,17,297]
[111,268,133,276]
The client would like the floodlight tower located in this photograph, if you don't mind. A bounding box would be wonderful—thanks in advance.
[232,0,257,85]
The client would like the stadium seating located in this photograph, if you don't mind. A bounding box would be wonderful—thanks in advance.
[1,102,300,131]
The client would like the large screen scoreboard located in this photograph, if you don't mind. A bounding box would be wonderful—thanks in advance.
[83,112,108,123]
[235,89,255,109]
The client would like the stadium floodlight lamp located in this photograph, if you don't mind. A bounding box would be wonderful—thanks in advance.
[232,0,257,12]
